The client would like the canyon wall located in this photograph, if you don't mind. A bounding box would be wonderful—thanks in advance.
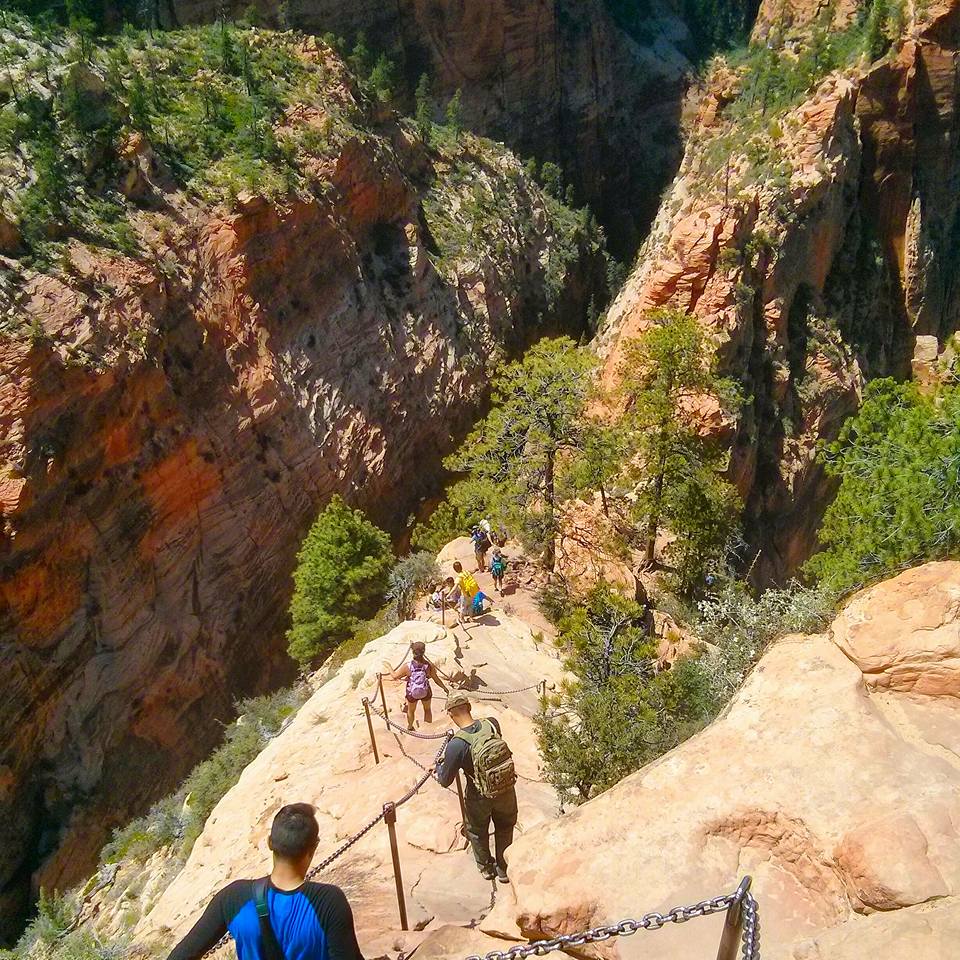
[164,0,693,257]
[599,0,960,581]
[0,44,600,939]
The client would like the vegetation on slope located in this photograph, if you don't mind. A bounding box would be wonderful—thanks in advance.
[536,578,832,804]
[0,10,613,335]
[416,311,741,595]
[805,379,960,594]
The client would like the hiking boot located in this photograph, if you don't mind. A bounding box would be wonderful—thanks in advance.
[496,866,509,884]
[480,864,497,881]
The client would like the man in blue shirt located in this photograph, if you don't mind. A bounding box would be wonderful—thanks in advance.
[167,804,364,960]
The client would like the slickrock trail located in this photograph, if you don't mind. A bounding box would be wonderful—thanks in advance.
[418,561,960,960]
[136,554,566,959]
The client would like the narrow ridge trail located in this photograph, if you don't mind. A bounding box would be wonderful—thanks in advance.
[135,540,567,960]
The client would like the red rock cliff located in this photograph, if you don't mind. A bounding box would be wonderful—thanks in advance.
[599,0,960,581]
[0,39,601,934]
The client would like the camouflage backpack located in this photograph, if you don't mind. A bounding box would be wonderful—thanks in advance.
[456,719,516,798]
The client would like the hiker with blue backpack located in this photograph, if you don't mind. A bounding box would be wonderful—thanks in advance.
[436,693,518,883]
[389,640,448,730]
[489,548,507,595]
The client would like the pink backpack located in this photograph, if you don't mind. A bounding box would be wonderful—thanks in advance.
[406,659,431,700]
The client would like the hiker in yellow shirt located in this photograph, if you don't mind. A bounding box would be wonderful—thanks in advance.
[452,560,480,627]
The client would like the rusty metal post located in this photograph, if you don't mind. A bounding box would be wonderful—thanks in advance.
[362,698,380,764]
[383,802,408,930]
[454,770,467,825]
[376,673,390,730]
[715,877,751,960]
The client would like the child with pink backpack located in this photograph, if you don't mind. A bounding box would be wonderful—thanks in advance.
[389,641,449,730]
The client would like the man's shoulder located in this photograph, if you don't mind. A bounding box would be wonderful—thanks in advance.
[301,881,350,906]
[211,878,257,920]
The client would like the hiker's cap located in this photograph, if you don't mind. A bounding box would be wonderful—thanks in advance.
[445,692,471,712]
[411,640,426,656]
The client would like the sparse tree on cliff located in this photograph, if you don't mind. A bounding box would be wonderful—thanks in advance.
[414,72,432,143]
[287,496,393,668]
[619,308,741,592]
[444,88,463,139]
[446,337,596,571]
[535,583,710,803]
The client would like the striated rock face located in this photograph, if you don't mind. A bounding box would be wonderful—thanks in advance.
[469,560,960,959]
[0,44,599,937]
[599,0,960,580]
[165,0,692,256]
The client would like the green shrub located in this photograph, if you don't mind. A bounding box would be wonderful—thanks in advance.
[805,379,960,593]
[99,683,309,867]
[537,579,832,804]
[410,477,497,553]
[286,495,393,668]
[387,552,441,621]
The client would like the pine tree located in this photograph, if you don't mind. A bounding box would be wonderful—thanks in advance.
[805,379,960,593]
[444,88,462,139]
[414,72,432,143]
[446,337,597,570]
[619,308,741,590]
[286,496,393,667]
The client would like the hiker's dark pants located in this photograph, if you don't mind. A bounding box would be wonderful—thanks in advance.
[464,788,518,871]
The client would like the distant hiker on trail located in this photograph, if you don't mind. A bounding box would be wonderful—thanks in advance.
[436,694,518,883]
[427,577,455,612]
[452,561,480,626]
[471,525,492,572]
[389,640,448,730]
[166,803,364,960]
[489,548,507,595]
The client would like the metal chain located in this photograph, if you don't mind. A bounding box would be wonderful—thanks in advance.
[467,682,542,697]
[741,891,760,960]
[368,700,451,739]
[462,882,759,960]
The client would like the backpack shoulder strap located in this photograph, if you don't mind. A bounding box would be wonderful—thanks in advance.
[456,719,494,745]
[253,878,285,960]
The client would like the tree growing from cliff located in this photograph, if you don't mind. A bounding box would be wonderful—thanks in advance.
[805,379,960,594]
[446,337,597,570]
[415,72,432,143]
[619,309,741,592]
[535,584,711,803]
[287,496,394,667]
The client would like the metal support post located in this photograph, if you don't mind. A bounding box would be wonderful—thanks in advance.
[454,770,467,825]
[362,698,380,764]
[383,802,408,931]
[376,674,390,729]
[715,876,752,960]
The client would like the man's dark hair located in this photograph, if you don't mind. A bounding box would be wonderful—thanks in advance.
[269,803,319,858]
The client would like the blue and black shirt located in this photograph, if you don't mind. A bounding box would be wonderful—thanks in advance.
[166,879,364,960]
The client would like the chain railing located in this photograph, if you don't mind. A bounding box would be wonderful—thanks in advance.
[366,699,452,739]
[467,680,545,697]
[462,877,759,960]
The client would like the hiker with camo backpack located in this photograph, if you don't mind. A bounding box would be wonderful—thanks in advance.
[436,693,518,883]
[389,640,448,730]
